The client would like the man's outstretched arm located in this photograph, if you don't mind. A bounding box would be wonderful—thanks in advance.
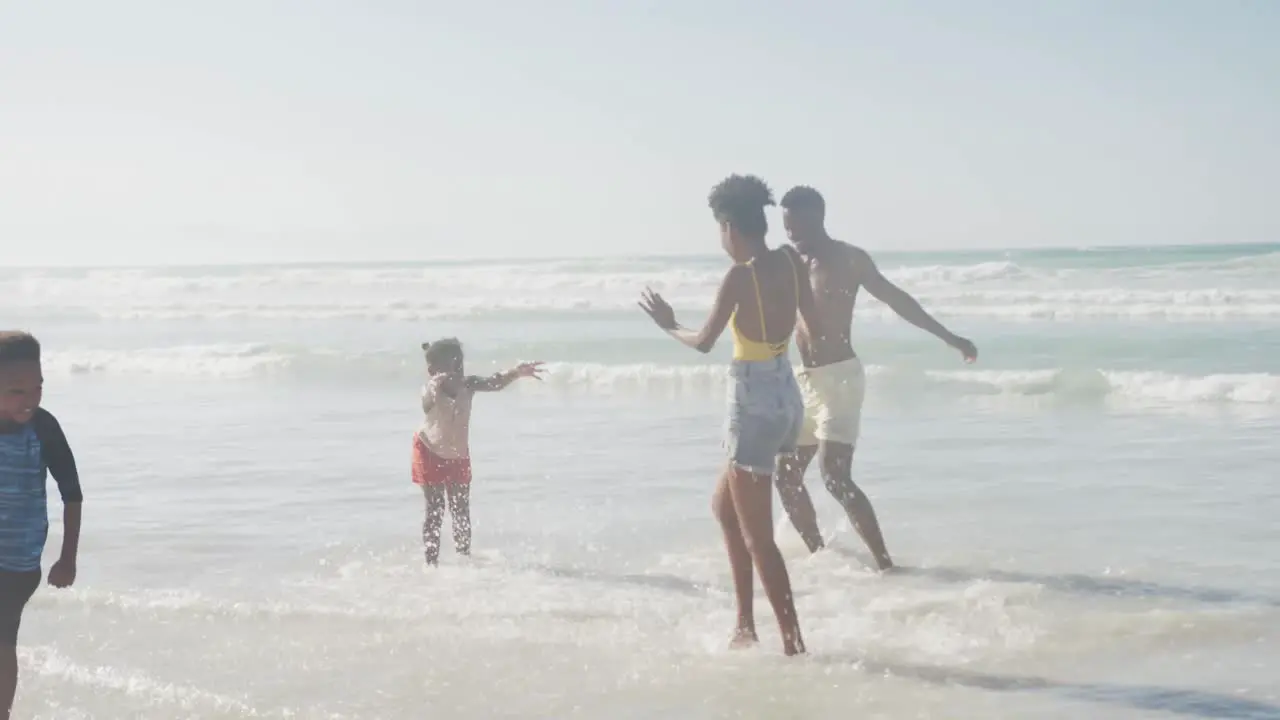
[852,248,977,361]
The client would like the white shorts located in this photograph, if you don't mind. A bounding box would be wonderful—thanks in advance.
[795,357,867,448]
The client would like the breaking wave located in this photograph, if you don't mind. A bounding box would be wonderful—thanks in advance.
[40,346,1280,406]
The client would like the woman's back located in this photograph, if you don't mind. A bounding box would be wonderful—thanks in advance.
[731,247,801,355]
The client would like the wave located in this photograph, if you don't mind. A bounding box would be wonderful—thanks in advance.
[20,645,265,715]
[41,346,1280,405]
[12,287,1280,323]
[544,365,1280,405]
[880,260,1029,285]
[6,258,1273,296]
[916,369,1280,405]
[9,251,1276,294]
[9,254,1280,326]
[1166,249,1280,273]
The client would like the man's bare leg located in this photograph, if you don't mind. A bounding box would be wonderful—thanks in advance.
[819,441,893,570]
[775,447,824,553]
[729,466,806,656]
[712,466,756,647]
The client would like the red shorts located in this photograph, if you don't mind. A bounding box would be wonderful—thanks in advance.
[411,434,472,486]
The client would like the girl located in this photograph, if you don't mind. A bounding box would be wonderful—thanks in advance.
[414,338,542,565]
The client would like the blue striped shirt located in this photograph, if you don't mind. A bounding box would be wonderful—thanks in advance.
[0,408,82,572]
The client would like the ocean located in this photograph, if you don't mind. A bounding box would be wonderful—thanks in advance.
[4,242,1280,719]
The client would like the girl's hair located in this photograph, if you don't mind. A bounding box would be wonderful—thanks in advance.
[708,174,775,238]
[422,338,463,365]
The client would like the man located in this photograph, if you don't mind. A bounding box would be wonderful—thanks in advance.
[775,186,977,571]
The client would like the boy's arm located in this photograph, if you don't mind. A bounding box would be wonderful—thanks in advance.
[35,410,82,587]
[58,503,82,571]
[465,362,545,392]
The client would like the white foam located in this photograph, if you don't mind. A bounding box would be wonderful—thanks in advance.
[20,646,268,715]
[40,347,1280,407]
[537,362,730,394]
[9,260,1279,322]
[883,260,1029,285]
[14,291,1280,323]
[1101,371,1280,404]
[46,344,290,378]
[926,368,1280,405]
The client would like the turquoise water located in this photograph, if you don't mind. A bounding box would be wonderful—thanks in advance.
[4,243,1280,718]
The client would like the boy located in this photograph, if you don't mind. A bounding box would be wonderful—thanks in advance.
[413,338,542,566]
[0,332,82,718]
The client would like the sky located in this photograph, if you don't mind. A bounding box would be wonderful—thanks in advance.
[2,0,1278,266]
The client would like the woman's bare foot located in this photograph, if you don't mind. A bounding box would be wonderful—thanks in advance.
[729,628,759,649]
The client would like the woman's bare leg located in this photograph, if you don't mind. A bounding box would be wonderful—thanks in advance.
[712,465,756,646]
[729,467,806,655]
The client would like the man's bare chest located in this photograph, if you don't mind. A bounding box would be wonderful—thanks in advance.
[808,260,857,302]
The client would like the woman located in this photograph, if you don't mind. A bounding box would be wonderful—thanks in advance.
[639,174,821,656]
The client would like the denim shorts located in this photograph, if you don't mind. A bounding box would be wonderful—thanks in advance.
[725,356,804,475]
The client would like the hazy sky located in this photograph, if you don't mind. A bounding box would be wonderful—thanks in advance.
[2,0,1277,265]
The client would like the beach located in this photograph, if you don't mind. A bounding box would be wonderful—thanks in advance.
[6,243,1280,718]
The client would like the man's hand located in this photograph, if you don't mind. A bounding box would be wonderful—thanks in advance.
[638,288,678,331]
[48,557,76,588]
[513,361,545,380]
[949,335,978,363]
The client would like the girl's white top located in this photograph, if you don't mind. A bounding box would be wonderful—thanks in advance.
[418,374,474,459]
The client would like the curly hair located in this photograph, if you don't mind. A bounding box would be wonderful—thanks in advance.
[708,174,775,238]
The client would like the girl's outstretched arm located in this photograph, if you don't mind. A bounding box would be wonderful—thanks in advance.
[466,362,545,392]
